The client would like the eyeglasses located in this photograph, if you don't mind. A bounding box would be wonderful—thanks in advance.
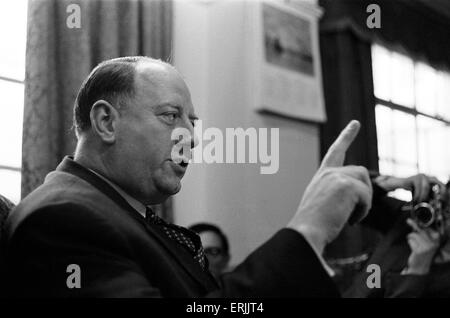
[204,247,224,257]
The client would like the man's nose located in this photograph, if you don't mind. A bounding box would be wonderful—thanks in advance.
[191,131,199,149]
[184,118,199,149]
[178,121,199,149]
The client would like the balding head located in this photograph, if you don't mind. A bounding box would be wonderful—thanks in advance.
[73,56,198,204]
[73,56,173,136]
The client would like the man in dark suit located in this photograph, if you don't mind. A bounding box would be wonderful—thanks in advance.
[1,56,372,297]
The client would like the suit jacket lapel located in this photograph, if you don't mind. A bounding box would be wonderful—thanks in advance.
[56,156,218,291]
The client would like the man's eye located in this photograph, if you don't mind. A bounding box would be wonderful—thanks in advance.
[163,113,178,122]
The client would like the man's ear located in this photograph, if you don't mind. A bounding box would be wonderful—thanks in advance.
[89,100,120,144]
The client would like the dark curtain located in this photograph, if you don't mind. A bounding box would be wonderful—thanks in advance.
[320,0,450,70]
[22,0,173,221]
[320,28,379,260]
[319,0,450,289]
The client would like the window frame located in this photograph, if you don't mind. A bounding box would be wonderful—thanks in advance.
[373,45,450,181]
[0,75,25,202]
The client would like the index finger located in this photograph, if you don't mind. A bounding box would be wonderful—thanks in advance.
[320,120,361,169]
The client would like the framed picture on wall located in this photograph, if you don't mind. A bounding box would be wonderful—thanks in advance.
[245,0,327,123]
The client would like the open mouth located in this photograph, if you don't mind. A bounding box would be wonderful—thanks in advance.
[170,157,189,171]
[171,151,190,168]
[179,160,189,168]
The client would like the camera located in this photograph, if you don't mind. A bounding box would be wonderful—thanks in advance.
[409,184,449,235]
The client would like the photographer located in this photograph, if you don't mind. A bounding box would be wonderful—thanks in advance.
[345,174,450,298]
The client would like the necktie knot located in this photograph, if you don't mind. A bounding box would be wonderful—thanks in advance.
[145,206,164,225]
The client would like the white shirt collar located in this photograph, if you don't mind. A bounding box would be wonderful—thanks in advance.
[88,168,147,218]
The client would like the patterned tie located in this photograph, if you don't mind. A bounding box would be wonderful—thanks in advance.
[145,207,207,271]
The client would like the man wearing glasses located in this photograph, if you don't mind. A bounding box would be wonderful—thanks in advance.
[189,223,231,281]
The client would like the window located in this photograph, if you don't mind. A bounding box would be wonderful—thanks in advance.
[372,44,450,200]
[0,1,28,203]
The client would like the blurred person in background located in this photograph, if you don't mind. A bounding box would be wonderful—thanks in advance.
[0,195,15,241]
[0,194,15,285]
[189,223,230,281]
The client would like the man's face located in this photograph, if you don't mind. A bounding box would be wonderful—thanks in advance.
[198,231,229,277]
[111,62,198,204]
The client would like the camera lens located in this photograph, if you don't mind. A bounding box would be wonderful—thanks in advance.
[412,203,435,227]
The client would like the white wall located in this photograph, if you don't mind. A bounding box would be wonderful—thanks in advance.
[172,0,321,266]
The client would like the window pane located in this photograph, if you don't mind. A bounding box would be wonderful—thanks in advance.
[388,189,412,202]
[372,44,391,101]
[379,159,394,176]
[417,116,450,179]
[390,52,415,107]
[415,62,437,116]
[393,162,418,178]
[387,163,416,201]
[417,116,436,173]
[375,105,393,160]
[0,80,24,168]
[436,71,450,121]
[392,110,417,165]
[0,0,27,81]
[373,45,450,189]
[0,169,21,204]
